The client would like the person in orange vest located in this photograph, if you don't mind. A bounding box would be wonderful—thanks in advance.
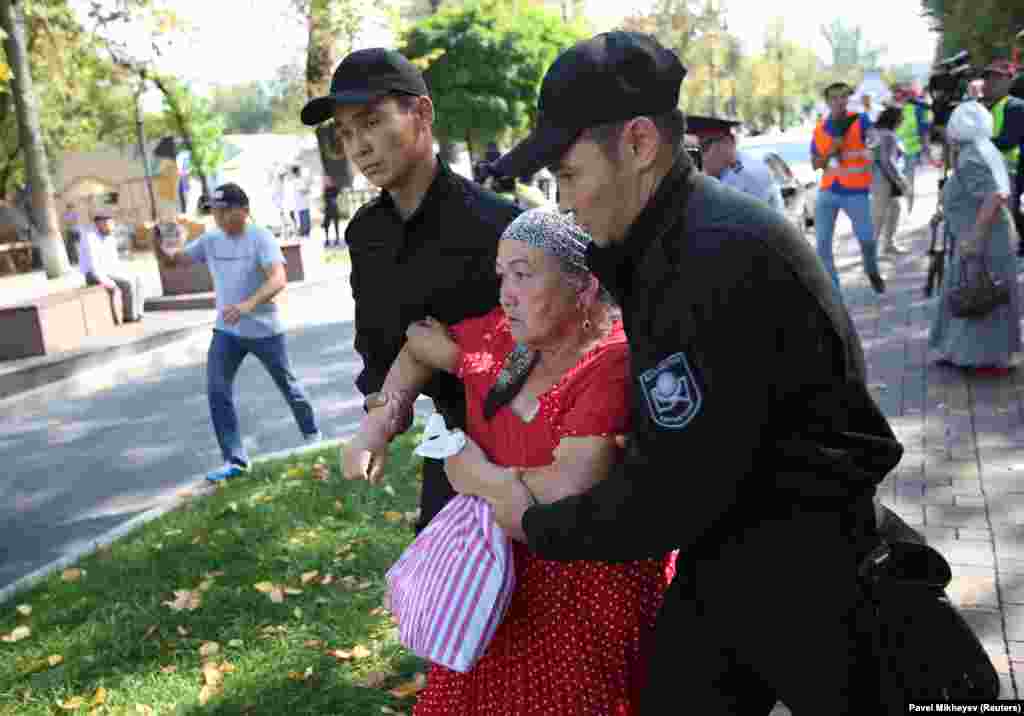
[812,81,885,294]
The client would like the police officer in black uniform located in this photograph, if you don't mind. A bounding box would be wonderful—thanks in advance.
[453,32,902,714]
[301,49,520,531]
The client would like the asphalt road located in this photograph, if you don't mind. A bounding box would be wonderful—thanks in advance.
[0,281,412,591]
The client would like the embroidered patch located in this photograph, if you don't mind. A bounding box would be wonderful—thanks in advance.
[640,352,702,430]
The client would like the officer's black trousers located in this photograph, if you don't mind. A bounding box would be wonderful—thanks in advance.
[641,505,879,715]
[414,457,457,535]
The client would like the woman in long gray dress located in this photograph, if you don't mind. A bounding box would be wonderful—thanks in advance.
[930,100,1021,375]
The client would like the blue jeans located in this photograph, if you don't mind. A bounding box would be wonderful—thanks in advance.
[814,189,879,289]
[298,209,311,237]
[207,330,319,466]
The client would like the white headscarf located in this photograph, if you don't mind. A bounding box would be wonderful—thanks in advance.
[946,100,1011,195]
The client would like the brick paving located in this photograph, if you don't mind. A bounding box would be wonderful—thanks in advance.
[843,222,1024,701]
[766,186,1022,712]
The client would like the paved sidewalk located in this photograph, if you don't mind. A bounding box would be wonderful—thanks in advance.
[827,221,1023,702]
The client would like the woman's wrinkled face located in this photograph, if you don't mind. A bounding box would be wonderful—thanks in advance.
[496,240,580,349]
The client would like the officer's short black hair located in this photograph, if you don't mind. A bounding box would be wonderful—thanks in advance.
[583,108,687,163]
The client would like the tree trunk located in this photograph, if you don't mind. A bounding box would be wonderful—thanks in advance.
[0,0,69,278]
[151,75,209,196]
[306,0,353,189]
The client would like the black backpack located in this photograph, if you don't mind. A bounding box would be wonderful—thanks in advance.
[859,539,1001,710]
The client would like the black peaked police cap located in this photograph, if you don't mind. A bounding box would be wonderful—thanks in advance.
[492,32,687,179]
[301,48,429,126]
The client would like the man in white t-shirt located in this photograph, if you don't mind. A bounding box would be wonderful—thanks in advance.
[153,183,321,482]
[78,210,145,323]
[691,115,786,214]
[291,166,312,237]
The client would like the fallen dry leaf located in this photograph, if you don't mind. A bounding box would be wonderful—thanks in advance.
[199,642,221,658]
[15,604,32,617]
[163,590,201,612]
[177,625,190,637]
[61,568,84,582]
[47,655,64,668]
[254,582,275,593]
[326,649,352,661]
[303,639,325,649]
[57,696,85,710]
[284,587,303,596]
[202,663,223,687]
[91,687,107,705]
[2,625,31,643]
[287,666,314,681]
[198,683,222,706]
[301,571,319,585]
[269,587,285,604]
[206,570,226,578]
[352,644,372,659]
[319,574,336,586]
[383,511,403,523]
[160,665,177,674]
[334,500,344,512]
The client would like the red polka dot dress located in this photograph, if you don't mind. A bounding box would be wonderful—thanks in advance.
[412,308,673,716]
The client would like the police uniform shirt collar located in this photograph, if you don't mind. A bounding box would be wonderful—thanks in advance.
[377,156,451,229]
[585,154,694,303]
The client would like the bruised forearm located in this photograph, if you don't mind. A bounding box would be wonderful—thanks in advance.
[520,437,618,504]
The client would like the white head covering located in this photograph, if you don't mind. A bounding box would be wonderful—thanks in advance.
[946,100,1011,195]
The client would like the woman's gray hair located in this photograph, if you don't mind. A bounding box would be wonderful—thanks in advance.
[500,208,589,274]
[500,208,616,307]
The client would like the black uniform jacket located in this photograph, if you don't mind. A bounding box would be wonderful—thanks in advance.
[345,160,520,429]
[523,157,903,565]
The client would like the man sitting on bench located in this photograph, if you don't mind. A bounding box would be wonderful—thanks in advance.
[78,210,144,324]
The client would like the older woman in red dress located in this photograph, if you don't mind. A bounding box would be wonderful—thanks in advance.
[344,209,673,715]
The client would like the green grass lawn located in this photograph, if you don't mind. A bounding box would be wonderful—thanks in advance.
[0,429,427,716]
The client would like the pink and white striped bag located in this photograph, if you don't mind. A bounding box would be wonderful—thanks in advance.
[385,494,515,673]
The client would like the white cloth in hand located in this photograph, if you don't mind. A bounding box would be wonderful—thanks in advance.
[414,413,467,459]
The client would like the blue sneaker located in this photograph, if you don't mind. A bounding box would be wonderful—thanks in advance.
[206,462,248,483]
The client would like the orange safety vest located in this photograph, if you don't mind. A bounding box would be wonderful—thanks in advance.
[813,113,873,191]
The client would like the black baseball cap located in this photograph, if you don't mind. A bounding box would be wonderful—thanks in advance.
[687,115,742,147]
[209,183,249,209]
[492,32,687,179]
[300,48,429,126]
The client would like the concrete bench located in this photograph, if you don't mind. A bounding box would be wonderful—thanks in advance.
[0,240,35,276]
[0,285,116,360]
[152,240,321,307]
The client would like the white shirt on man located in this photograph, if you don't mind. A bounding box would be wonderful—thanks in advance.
[78,228,122,281]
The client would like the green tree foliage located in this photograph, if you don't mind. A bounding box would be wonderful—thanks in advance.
[820,18,887,70]
[267,62,307,134]
[209,81,274,134]
[921,0,1024,64]
[0,0,138,198]
[402,0,586,156]
[152,76,225,196]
